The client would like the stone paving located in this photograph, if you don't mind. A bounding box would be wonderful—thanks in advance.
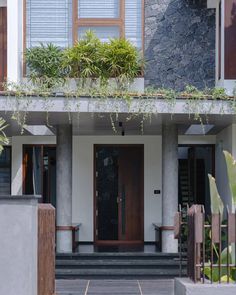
[56,279,174,295]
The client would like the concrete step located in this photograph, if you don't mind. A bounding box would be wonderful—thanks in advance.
[56,259,186,269]
[56,268,186,279]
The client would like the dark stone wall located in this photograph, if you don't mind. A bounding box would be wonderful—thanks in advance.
[144,0,216,90]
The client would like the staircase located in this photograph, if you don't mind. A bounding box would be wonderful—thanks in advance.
[56,252,186,279]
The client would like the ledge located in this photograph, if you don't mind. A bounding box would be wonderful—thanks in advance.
[175,278,236,295]
[0,95,234,115]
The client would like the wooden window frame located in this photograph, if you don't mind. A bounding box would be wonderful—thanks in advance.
[73,0,144,50]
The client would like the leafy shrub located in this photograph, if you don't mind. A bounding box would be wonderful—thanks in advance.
[63,31,103,79]
[102,38,142,82]
[25,31,143,88]
[25,43,66,80]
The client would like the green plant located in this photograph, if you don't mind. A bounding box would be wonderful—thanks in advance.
[102,38,142,87]
[25,43,66,84]
[63,31,103,80]
[205,150,236,282]
[208,174,224,218]
[0,118,9,153]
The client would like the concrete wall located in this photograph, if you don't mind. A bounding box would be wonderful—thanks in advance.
[145,0,215,90]
[11,134,217,242]
[0,196,38,295]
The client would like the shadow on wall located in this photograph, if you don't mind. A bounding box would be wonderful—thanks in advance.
[144,0,215,91]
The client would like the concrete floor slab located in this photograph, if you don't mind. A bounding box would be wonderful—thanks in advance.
[56,279,174,295]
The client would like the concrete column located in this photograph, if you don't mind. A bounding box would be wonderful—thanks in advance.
[7,0,23,83]
[162,123,178,253]
[56,124,73,253]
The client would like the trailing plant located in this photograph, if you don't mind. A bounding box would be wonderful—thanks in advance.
[25,43,66,87]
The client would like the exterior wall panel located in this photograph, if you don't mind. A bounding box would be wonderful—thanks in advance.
[145,0,215,90]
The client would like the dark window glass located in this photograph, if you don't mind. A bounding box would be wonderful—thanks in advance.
[0,147,11,195]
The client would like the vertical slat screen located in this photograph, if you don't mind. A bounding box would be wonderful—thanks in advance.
[125,0,142,49]
[26,0,72,48]
[78,0,120,18]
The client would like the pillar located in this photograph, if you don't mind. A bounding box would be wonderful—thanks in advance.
[162,123,178,253]
[7,0,23,82]
[56,124,72,253]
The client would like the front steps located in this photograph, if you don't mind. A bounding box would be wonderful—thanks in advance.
[56,252,187,279]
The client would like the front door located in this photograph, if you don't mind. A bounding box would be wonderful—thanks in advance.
[95,145,144,244]
[0,7,7,90]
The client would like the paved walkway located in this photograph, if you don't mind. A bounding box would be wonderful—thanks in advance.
[56,279,174,295]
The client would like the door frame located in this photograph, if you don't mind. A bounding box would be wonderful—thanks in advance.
[93,144,144,245]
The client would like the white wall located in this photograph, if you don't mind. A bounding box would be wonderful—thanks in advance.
[7,0,23,82]
[11,134,219,242]
[11,135,162,242]
[73,136,162,242]
[215,125,233,210]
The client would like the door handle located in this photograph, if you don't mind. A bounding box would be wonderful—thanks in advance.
[117,197,122,203]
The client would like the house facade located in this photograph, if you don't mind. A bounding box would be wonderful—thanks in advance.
[0,0,236,254]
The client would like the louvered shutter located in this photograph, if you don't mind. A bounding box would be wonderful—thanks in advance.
[26,0,72,48]
[125,0,142,49]
[78,0,120,18]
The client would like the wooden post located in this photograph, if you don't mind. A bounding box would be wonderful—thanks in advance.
[38,204,55,295]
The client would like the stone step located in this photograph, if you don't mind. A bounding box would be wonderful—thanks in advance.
[56,259,186,269]
[56,252,184,260]
[56,268,186,279]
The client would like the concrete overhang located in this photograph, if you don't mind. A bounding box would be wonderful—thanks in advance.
[0,96,235,136]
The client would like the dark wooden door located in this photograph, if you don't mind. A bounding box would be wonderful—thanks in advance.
[118,147,143,241]
[95,145,144,244]
[0,7,7,90]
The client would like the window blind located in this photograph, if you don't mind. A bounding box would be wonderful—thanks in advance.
[125,0,142,49]
[78,0,120,18]
[78,26,120,43]
[26,0,72,48]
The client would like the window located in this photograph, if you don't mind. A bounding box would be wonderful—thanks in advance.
[23,145,56,206]
[26,0,73,48]
[25,0,143,49]
[0,147,11,195]
[75,0,143,49]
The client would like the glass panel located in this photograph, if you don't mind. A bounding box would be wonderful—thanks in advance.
[224,0,236,79]
[125,0,142,48]
[78,0,120,18]
[178,146,213,215]
[0,147,11,195]
[26,0,73,48]
[78,26,120,42]
[24,146,42,195]
[96,147,119,240]
[43,147,56,207]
